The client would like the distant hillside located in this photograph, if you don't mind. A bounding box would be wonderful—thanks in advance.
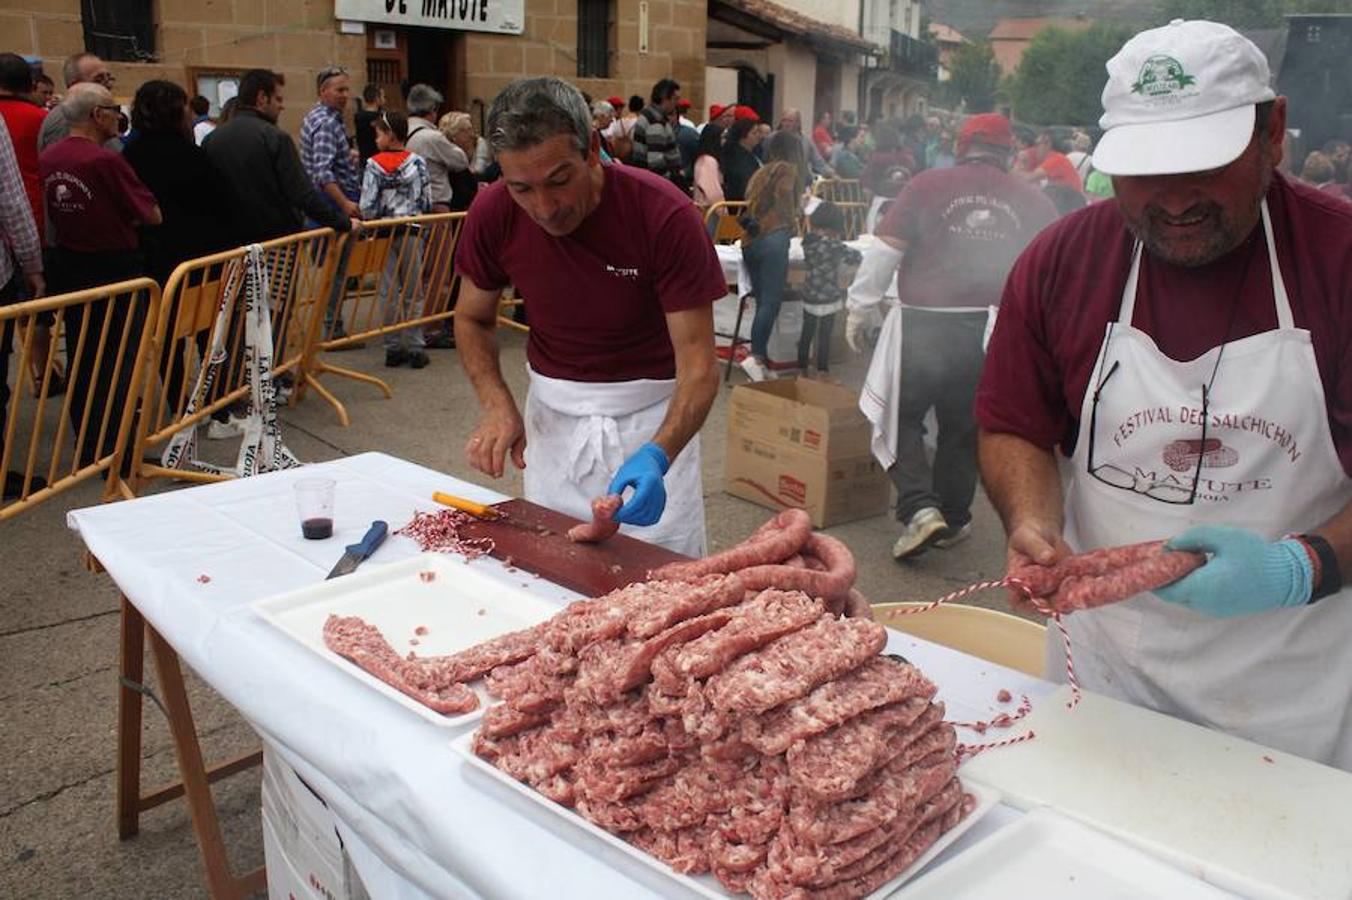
[926,0,1158,38]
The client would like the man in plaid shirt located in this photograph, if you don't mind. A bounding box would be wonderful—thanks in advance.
[300,66,361,218]
[301,66,363,342]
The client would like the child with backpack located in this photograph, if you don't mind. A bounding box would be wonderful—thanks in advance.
[360,111,432,368]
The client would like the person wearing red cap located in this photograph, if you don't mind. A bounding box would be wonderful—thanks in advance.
[977,20,1352,769]
[848,111,1056,559]
[704,104,735,134]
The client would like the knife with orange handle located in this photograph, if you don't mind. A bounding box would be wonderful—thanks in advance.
[432,492,545,534]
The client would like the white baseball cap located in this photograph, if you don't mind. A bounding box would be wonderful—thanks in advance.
[1093,19,1276,177]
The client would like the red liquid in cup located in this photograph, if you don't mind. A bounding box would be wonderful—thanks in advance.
[302,517,333,540]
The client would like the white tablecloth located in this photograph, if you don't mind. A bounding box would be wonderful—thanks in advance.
[67,452,1050,899]
[714,235,897,301]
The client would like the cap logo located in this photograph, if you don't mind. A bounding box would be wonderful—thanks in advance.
[1131,55,1198,99]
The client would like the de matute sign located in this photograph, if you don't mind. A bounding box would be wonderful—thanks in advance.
[334,0,524,35]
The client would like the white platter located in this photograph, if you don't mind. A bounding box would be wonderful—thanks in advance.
[896,807,1237,899]
[252,553,560,729]
[451,730,1001,898]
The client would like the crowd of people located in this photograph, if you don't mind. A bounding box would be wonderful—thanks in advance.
[0,52,519,499]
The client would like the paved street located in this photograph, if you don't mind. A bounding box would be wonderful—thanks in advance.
[0,329,1010,898]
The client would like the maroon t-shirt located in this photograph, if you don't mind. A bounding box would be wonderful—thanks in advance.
[456,163,727,381]
[877,160,1057,309]
[40,136,157,253]
[976,173,1352,474]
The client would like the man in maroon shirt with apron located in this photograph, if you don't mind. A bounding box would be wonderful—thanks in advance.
[977,19,1352,769]
[455,77,726,556]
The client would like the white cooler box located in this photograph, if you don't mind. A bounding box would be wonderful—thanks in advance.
[261,746,369,900]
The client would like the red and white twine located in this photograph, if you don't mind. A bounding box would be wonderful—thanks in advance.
[396,509,497,560]
[892,576,1084,763]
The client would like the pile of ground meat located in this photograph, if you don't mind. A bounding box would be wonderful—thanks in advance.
[469,519,970,898]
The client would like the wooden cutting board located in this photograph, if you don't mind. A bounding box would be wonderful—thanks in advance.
[456,498,690,597]
[961,686,1352,900]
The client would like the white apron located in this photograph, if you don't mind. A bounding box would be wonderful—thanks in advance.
[1055,202,1352,769]
[522,369,707,558]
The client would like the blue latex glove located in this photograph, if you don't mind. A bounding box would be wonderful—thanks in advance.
[1154,525,1313,618]
[608,442,670,527]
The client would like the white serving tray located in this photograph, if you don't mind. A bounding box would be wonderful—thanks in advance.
[451,730,1001,898]
[959,686,1352,900]
[252,553,560,729]
[896,807,1237,899]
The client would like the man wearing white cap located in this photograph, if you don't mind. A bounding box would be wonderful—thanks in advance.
[975,19,1352,769]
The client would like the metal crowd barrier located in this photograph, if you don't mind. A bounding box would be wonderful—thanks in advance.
[0,279,160,520]
[127,228,337,491]
[306,212,465,424]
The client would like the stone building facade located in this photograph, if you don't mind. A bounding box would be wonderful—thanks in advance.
[3,0,709,136]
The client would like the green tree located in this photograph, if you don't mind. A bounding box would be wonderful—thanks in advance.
[1008,24,1136,125]
[945,40,1001,112]
[1154,0,1285,28]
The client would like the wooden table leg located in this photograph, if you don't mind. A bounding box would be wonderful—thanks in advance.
[116,596,145,839]
[147,625,264,899]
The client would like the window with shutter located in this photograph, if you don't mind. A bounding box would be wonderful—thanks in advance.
[576,0,612,79]
[81,0,156,62]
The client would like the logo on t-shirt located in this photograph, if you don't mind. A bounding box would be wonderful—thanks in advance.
[1131,55,1198,101]
[604,263,640,280]
[1161,438,1238,473]
[943,195,1020,242]
[47,172,92,214]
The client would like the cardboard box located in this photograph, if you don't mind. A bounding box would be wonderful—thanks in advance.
[261,748,367,900]
[725,379,889,527]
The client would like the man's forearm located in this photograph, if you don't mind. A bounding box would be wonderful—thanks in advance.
[453,299,516,413]
[978,429,1064,536]
[651,353,718,462]
[322,181,349,208]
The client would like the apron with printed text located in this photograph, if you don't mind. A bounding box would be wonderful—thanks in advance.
[522,369,707,558]
[1056,202,1352,769]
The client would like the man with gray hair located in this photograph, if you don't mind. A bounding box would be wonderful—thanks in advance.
[454,76,727,556]
[41,82,161,465]
[38,52,116,153]
[405,84,458,213]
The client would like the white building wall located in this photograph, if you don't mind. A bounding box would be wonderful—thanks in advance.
[839,62,861,118]
[768,41,819,123]
[705,66,739,109]
[775,0,860,32]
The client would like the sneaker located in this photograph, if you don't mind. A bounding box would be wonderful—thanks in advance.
[408,351,430,370]
[385,348,409,368]
[933,522,972,549]
[206,415,247,440]
[740,355,768,382]
[892,507,948,560]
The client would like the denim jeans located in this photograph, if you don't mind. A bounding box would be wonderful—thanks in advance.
[889,307,988,528]
[798,311,836,371]
[742,227,791,361]
[380,233,426,352]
